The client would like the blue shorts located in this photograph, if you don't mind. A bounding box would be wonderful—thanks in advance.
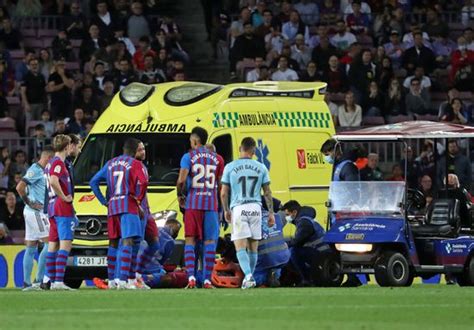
[120,213,142,239]
[55,216,79,241]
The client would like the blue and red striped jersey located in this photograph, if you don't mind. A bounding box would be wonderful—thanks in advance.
[105,155,148,216]
[180,146,224,211]
[45,156,74,217]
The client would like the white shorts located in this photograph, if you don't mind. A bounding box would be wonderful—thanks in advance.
[231,203,262,241]
[24,209,50,241]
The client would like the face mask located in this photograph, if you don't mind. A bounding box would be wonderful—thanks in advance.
[324,155,334,164]
[285,215,294,223]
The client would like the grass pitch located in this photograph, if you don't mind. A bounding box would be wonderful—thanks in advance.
[1,286,473,330]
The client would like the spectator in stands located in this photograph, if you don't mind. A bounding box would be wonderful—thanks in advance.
[373,5,393,46]
[14,48,35,94]
[401,146,421,188]
[422,8,449,41]
[416,140,436,179]
[282,10,309,44]
[341,0,372,18]
[402,32,436,75]
[330,20,357,51]
[21,57,46,122]
[251,1,266,28]
[0,190,24,230]
[8,150,28,189]
[79,24,108,66]
[307,24,327,49]
[132,36,157,72]
[51,117,69,137]
[360,153,383,181]
[84,119,94,137]
[151,29,172,54]
[0,59,13,98]
[405,77,432,117]
[311,36,338,72]
[46,58,74,119]
[52,30,74,61]
[462,0,474,27]
[0,17,23,50]
[74,86,101,119]
[230,7,251,48]
[337,91,362,127]
[114,27,136,56]
[322,55,348,93]
[230,22,265,76]
[432,35,457,69]
[271,56,299,81]
[440,98,468,125]
[113,58,137,91]
[254,9,273,38]
[156,48,172,74]
[0,222,13,244]
[38,48,53,81]
[299,61,321,82]
[39,110,54,137]
[387,164,404,181]
[375,56,393,92]
[294,0,319,26]
[345,0,370,35]
[127,1,151,40]
[92,61,109,92]
[246,56,265,82]
[12,0,42,18]
[402,23,430,49]
[291,33,311,68]
[264,24,289,61]
[463,28,474,51]
[437,139,471,191]
[67,108,86,136]
[28,123,49,159]
[403,66,432,91]
[385,78,405,117]
[0,147,10,189]
[159,14,183,49]
[140,54,166,84]
[363,81,384,117]
[383,30,404,69]
[450,36,474,92]
[325,92,338,124]
[90,0,118,40]
[172,69,185,81]
[62,1,87,40]
[319,0,340,25]
[348,49,376,103]
[101,80,115,111]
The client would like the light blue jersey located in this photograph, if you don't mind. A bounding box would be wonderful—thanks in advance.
[221,158,270,209]
[22,163,47,213]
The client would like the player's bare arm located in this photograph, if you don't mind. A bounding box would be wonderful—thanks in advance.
[176,168,189,208]
[220,184,231,223]
[263,183,275,227]
[49,175,72,202]
[16,180,42,210]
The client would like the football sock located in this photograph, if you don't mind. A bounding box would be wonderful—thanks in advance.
[119,245,132,281]
[107,247,117,281]
[248,251,258,274]
[129,241,140,280]
[44,251,57,283]
[137,241,159,274]
[55,250,69,283]
[184,244,195,278]
[36,243,48,283]
[203,242,216,282]
[23,246,36,286]
[236,249,251,276]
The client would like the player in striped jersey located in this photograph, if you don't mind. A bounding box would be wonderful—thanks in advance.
[177,127,224,289]
[90,138,148,289]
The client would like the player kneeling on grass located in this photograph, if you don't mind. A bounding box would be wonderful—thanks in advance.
[16,146,54,291]
[42,135,78,290]
[220,137,275,289]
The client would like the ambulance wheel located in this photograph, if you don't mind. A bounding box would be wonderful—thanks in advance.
[64,278,83,289]
[312,252,343,287]
[457,256,474,286]
[374,251,410,287]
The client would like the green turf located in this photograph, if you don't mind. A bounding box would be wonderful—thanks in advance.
[1,286,473,330]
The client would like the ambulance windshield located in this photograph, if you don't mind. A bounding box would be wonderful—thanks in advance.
[74,133,190,186]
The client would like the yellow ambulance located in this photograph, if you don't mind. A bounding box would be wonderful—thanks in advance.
[66,81,335,287]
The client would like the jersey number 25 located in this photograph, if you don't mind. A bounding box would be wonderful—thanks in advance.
[192,164,217,189]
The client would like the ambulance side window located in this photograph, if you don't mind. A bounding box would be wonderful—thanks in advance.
[212,134,232,164]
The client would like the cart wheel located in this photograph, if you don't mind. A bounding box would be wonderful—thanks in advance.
[457,256,474,287]
[312,251,343,287]
[374,251,410,287]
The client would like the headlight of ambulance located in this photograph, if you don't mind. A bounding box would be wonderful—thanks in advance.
[119,83,155,106]
[335,244,373,253]
[152,210,178,228]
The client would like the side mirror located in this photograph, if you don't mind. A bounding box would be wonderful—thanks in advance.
[325,200,332,208]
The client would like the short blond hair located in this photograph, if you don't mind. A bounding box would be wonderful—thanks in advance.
[53,134,71,152]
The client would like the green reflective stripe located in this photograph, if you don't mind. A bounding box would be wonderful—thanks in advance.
[212,112,331,128]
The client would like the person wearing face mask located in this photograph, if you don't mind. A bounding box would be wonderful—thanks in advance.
[282,200,325,286]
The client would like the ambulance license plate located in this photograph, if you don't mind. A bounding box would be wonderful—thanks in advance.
[75,256,107,266]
